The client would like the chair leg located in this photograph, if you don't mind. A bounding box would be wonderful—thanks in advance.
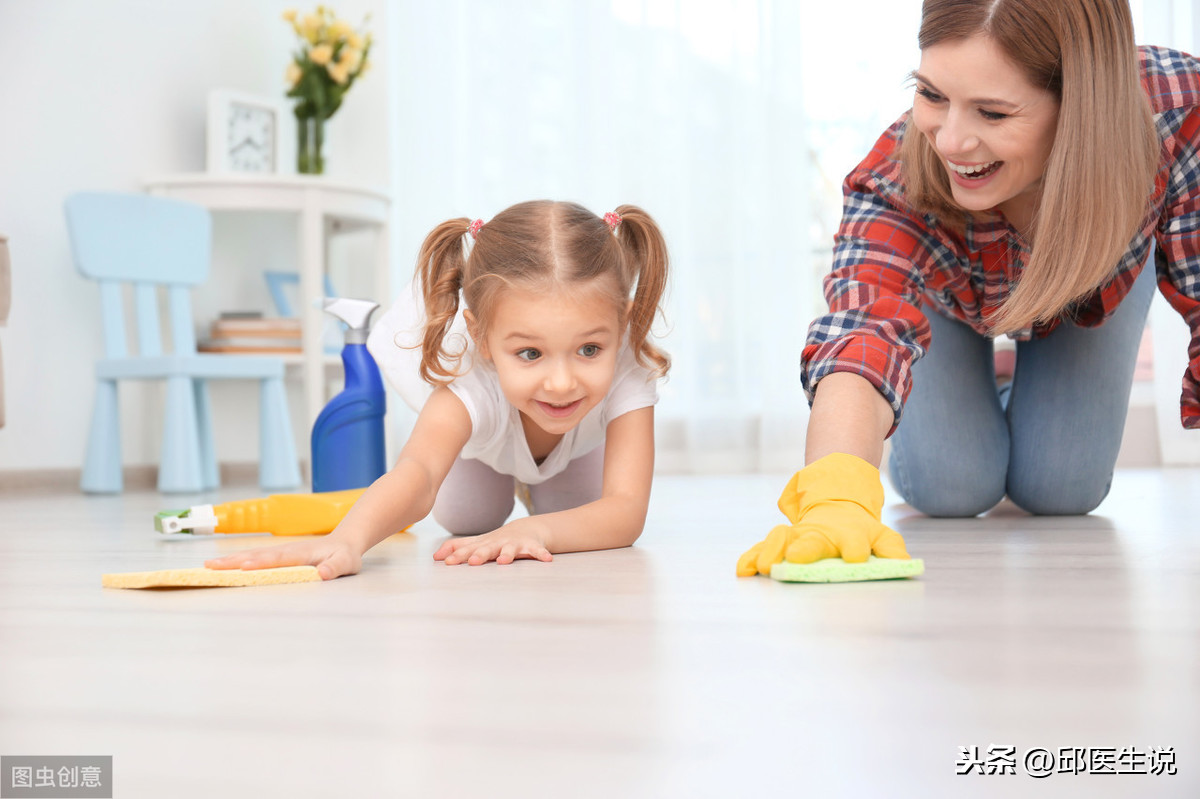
[81,378,122,493]
[159,375,204,493]
[193,379,220,490]
[258,376,301,490]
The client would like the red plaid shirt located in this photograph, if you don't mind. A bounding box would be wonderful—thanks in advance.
[804,45,1200,434]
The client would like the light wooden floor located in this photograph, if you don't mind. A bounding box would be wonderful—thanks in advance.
[1,469,1197,798]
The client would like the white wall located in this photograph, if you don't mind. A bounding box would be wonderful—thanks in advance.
[0,0,391,476]
[4,0,1198,479]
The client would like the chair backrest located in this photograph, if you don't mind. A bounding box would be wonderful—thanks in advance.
[65,192,213,360]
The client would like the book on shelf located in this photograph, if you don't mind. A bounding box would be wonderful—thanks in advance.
[198,337,302,354]
[208,317,301,339]
[199,315,302,354]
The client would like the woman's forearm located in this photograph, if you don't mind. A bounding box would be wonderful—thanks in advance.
[805,372,894,467]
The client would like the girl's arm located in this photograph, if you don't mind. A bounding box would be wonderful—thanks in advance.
[434,406,655,565]
[207,387,472,579]
[329,386,473,552]
[804,372,894,466]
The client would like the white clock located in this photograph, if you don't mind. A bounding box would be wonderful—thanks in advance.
[206,90,296,174]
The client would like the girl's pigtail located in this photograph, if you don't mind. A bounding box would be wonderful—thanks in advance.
[613,204,671,376]
[416,217,473,384]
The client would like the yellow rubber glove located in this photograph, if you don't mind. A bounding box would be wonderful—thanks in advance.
[736,452,911,577]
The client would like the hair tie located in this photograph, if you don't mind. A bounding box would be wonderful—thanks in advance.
[468,219,484,239]
[603,211,622,232]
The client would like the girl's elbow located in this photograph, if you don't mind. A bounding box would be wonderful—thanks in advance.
[617,514,647,548]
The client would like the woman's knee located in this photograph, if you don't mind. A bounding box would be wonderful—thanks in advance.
[902,476,1006,517]
[1006,471,1110,516]
[890,452,1007,517]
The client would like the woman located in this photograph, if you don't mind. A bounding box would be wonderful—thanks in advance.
[739,0,1200,576]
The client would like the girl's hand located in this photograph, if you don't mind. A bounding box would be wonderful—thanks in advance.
[433,518,553,566]
[205,536,363,580]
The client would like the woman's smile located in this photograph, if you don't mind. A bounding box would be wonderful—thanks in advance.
[947,158,1004,188]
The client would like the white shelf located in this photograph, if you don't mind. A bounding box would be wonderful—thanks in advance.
[145,173,391,428]
[281,353,343,368]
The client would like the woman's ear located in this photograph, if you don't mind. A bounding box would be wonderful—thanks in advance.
[464,309,490,360]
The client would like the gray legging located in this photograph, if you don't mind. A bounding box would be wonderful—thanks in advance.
[888,259,1157,517]
[431,444,606,535]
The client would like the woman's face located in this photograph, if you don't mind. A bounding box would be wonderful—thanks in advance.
[911,33,1060,231]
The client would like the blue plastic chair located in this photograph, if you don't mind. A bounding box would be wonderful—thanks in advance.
[65,192,302,494]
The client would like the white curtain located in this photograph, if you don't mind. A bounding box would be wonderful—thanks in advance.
[388,0,819,472]
[380,0,1191,472]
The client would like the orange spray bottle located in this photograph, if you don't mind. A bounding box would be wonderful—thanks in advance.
[154,489,368,536]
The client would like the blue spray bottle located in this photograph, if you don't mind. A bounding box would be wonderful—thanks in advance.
[311,298,386,492]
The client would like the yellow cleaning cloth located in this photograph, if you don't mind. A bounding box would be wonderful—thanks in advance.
[102,565,321,589]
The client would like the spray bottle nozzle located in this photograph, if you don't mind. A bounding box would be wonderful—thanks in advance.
[320,297,380,344]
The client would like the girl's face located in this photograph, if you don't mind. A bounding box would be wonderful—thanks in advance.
[470,283,625,439]
[911,33,1060,231]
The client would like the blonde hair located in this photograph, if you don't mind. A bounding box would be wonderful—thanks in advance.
[414,200,670,384]
[899,0,1159,333]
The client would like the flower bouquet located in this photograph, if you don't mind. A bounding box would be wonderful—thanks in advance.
[283,6,373,174]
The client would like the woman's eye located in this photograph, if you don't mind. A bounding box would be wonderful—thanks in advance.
[516,348,541,362]
[578,344,600,357]
[979,109,1009,121]
[915,86,943,103]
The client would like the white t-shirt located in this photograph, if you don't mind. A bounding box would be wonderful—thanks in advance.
[367,284,660,485]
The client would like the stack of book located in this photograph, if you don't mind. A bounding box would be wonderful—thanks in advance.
[198,314,302,354]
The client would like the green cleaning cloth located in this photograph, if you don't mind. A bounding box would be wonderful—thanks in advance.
[770,556,924,583]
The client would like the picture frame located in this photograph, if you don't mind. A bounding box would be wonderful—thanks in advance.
[205,89,296,175]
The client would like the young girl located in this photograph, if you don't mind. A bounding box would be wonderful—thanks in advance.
[207,200,670,578]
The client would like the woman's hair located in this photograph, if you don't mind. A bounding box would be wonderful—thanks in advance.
[899,0,1159,333]
[413,200,670,384]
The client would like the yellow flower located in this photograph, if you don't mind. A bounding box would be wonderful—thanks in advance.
[309,43,333,65]
[301,13,322,44]
[285,6,372,116]
[327,61,350,85]
[339,46,362,72]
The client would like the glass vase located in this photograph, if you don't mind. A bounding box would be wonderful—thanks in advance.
[297,115,326,175]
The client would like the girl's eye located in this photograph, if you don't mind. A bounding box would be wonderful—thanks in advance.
[915,86,943,103]
[578,344,600,357]
[516,348,541,362]
[979,109,1009,121]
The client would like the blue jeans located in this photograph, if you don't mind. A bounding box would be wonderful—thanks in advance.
[888,262,1156,517]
